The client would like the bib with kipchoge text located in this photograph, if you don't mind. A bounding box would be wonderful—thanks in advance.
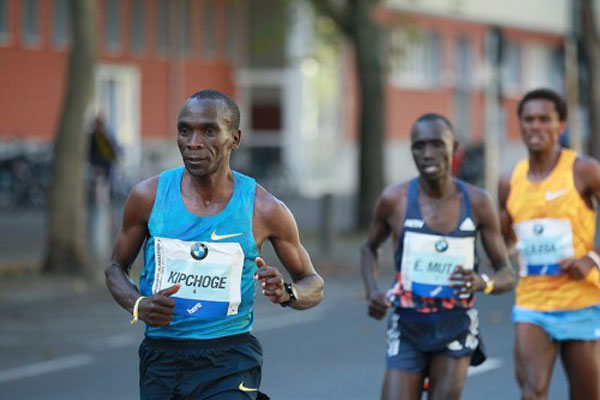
[153,237,244,318]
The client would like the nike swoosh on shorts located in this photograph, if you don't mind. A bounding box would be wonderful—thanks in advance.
[239,382,258,392]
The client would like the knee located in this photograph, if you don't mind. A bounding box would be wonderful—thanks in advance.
[519,382,549,400]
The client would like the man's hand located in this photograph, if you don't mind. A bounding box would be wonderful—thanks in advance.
[560,257,596,280]
[449,265,485,296]
[367,292,391,320]
[254,257,289,304]
[138,284,180,327]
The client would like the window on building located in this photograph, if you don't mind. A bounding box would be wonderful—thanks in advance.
[454,36,472,141]
[21,0,40,46]
[130,0,144,53]
[523,43,557,91]
[156,0,168,54]
[502,42,521,93]
[202,0,215,58]
[224,0,238,61]
[550,47,565,92]
[390,29,441,88]
[51,0,70,49]
[105,0,120,52]
[180,0,190,55]
[0,0,10,43]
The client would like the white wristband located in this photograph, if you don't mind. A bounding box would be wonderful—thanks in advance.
[130,296,147,325]
[587,251,600,269]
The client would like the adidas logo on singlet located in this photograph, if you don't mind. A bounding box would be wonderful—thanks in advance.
[404,219,425,228]
[459,218,476,231]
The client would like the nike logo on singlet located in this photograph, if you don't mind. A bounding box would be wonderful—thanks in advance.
[210,230,244,241]
[545,189,567,201]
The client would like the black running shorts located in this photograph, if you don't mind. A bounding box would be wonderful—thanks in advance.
[139,333,268,400]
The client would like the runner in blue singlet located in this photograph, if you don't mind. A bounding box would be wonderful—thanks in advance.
[105,90,324,399]
[361,113,516,400]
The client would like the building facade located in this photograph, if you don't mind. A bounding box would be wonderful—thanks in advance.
[0,0,574,200]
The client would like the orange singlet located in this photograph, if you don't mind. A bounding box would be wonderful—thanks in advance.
[506,149,600,311]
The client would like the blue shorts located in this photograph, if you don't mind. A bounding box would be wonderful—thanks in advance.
[139,333,269,400]
[513,304,600,341]
[386,308,485,374]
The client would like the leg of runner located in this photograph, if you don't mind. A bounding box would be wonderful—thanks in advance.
[515,322,558,400]
[381,369,423,400]
[560,340,600,400]
[426,354,470,400]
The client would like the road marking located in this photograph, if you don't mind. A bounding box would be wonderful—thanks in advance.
[467,357,503,376]
[87,332,139,351]
[0,354,94,383]
[253,311,325,332]
[0,307,328,384]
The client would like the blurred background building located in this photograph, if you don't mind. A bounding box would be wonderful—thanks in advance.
[0,0,593,212]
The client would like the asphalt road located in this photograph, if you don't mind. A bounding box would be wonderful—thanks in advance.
[0,270,570,400]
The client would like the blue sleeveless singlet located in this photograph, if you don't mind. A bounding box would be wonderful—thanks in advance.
[139,167,260,340]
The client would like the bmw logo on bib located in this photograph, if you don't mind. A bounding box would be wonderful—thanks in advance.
[435,239,449,252]
[190,242,209,261]
[533,224,544,235]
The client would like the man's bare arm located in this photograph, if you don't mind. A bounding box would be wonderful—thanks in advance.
[560,157,600,279]
[254,186,324,310]
[473,188,516,294]
[104,178,156,313]
[360,185,402,319]
[498,175,515,247]
[104,177,180,326]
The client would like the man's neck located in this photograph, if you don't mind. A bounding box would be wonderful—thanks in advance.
[418,174,455,199]
[184,166,234,204]
[528,146,561,181]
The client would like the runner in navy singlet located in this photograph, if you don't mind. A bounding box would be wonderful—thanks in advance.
[361,113,516,400]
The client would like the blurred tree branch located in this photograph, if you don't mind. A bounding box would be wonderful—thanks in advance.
[581,0,600,159]
[309,0,386,227]
[44,0,96,275]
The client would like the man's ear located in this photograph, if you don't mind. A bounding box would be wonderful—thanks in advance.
[231,129,242,150]
[452,140,460,156]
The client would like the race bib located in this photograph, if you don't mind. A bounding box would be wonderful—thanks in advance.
[514,219,574,276]
[401,231,475,298]
[153,237,244,318]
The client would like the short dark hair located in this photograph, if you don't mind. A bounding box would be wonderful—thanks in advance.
[411,113,455,138]
[517,88,567,122]
[187,89,240,131]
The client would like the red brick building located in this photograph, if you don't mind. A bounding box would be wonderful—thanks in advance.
[0,0,568,195]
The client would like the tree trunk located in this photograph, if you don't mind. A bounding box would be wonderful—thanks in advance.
[582,0,600,158]
[351,1,385,228]
[44,0,96,275]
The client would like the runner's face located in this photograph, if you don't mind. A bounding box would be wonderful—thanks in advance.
[519,99,564,154]
[411,121,455,181]
[177,99,240,178]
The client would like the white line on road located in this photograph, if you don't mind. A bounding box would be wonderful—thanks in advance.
[467,357,503,376]
[253,308,328,333]
[88,332,140,351]
[0,307,329,384]
[0,354,94,384]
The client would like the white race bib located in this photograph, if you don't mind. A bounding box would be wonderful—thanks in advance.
[153,237,244,318]
[401,231,475,298]
[513,218,574,276]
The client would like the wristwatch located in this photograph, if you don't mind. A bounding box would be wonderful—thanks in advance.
[280,283,298,308]
[480,273,495,295]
